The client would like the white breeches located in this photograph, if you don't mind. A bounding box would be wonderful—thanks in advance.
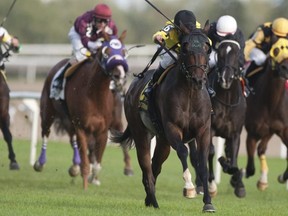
[68,26,89,62]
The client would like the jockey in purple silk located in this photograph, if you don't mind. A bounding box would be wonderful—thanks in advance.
[52,3,118,94]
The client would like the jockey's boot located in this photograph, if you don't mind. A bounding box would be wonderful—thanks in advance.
[144,66,165,98]
[53,62,71,90]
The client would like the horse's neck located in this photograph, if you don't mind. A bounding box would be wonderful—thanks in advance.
[86,63,111,94]
[215,78,241,102]
[262,67,286,110]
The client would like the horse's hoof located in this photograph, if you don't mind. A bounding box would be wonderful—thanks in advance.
[209,180,218,198]
[33,161,44,172]
[124,168,134,176]
[278,174,285,184]
[10,162,20,170]
[68,165,80,177]
[183,187,197,198]
[202,203,216,213]
[88,176,101,186]
[234,187,246,198]
[196,186,204,195]
[257,180,268,191]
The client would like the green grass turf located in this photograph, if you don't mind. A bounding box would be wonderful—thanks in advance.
[0,139,287,216]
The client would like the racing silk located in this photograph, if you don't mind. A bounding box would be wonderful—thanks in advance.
[208,22,245,67]
[244,22,273,61]
[0,27,13,46]
[152,20,201,53]
[74,10,118,49]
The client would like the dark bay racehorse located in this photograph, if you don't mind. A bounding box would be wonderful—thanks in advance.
[244,38,288,190]
[34,31,132,189]
[0,50,19,170]
[111,22,215,212]
[189,38,247,198]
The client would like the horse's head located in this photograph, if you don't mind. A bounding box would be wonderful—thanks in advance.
[100,30,129,89]
[215,38,241,89]
[179,21,211,89]
[269,38,288,79]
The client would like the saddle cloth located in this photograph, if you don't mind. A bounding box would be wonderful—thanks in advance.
[50,59,88,100]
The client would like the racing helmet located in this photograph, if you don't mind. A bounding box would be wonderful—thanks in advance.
[216,15,237,36]
[174,10,196,29]
[272,17,288,37]
[94,4,112,19]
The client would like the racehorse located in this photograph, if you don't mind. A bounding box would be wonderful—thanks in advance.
[111,22,215,212]
[188,38,247,198]
[0,50,19,170]
[33,31,132,189]
[244,38,288,190]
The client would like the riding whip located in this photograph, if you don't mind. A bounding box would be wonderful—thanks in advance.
[1,0,17,27]
[144,0,181,32]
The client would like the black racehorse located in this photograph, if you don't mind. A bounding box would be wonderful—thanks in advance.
[111,22,215,212]
[0,48,19,170]
[244,37,288,190]
[188,38,247,198]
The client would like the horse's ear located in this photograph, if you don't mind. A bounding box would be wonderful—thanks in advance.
[203,20,210,35]
[119,30,127,42]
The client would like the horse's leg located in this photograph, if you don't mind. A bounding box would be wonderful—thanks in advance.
[34,90,55,172]
[187,139,203,194]
[89,131,108,186]
[76,129,89,190]
[122,146,134,176]
[134,133,158,208]
[1,121,19,170]
[277,131,288,184]
[68,135,81,177]
[245,134,259,178]
[174,141,197,199]
[226,136,246,198]
[207,143,217,197]
[196,129,215,212]
[256,135,272,191]
[151,137,170,183]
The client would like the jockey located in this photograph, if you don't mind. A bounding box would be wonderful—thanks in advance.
[207,15,251,96]
[208,15,245,70]
[52,3,118,91]
[244,17,288,82]
[0,27,20,73]
[145,10,215,97]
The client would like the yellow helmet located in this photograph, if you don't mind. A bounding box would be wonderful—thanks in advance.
[272,17,288,37]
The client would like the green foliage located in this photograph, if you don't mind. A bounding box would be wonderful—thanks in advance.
[0,0,287,44]
[0,140,287,215]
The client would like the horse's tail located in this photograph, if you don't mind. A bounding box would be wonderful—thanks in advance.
[110,126,134,149]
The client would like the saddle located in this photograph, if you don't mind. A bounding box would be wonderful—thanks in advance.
[64,58,89,78]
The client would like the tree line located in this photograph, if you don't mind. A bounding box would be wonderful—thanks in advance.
[0,0,287,44]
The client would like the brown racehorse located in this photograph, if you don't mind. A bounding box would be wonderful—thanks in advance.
[33,31,132,189]
[189,38,247,198]
[244,38,288,190]
[0,68,19,170]
[111,22,215,212]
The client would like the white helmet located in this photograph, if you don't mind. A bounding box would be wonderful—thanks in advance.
[216,15,237,36]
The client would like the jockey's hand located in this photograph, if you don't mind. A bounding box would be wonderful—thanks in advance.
[88,39,103,52]
[154,35,164,45]
[11,37,20,53]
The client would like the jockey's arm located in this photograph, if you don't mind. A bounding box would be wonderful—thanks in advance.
[244,28,265,61]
